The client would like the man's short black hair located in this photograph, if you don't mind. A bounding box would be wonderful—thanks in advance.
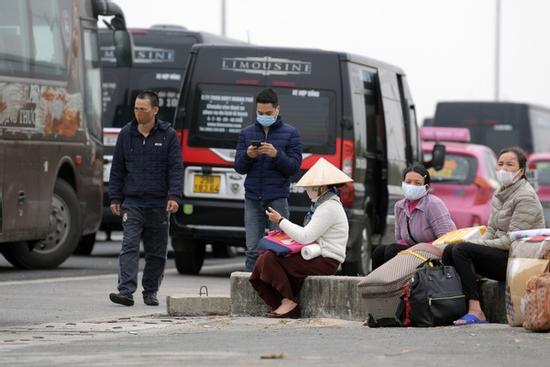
[255,88,278,107]
[136,90,160,108]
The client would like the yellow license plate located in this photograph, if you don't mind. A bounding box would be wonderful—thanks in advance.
[193,175,221,193]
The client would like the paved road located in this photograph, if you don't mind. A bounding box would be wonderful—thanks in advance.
[1,315,549,366]
[1,233,550,366]
[0,232,244,281]
[0,232,245,327]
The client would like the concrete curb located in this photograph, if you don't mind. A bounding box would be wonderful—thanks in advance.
[229,272,507,323]
[230,272,368,321]
[167,296,231,316]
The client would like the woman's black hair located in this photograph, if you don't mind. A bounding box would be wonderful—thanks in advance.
[328,183,346,189]
[498,146,528,179]
[402,163,431,185]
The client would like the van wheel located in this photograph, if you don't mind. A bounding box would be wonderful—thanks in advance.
[359,226,373,274]
[212,243,237,258]
[74,233,96,255]
[173,238,206,274]
[1,179,81,269]
[341,225,372,276]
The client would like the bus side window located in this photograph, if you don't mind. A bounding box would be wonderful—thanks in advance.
[82,28,102,140]
[0,1,31,75]
[30,0,69,77]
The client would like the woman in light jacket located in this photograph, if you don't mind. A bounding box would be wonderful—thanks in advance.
[249,158,352,319]
[443,147,545,325]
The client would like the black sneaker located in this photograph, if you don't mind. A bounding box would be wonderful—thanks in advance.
[109,292,134,306]
[143,293,159,306]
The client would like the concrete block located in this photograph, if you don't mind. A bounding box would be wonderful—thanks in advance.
[167,295,231,316]
[230,272,368,321]
[299,275,368,320]
[479,279,507,324]
[230,272,270,316]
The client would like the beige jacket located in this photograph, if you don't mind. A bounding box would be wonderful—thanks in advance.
[474,178,545,250]
[279,196,348,263]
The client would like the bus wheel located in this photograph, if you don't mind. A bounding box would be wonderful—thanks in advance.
[1,242,26,268]
[2,179,82,269]
[173,238,205,274]
[74,233,96,255]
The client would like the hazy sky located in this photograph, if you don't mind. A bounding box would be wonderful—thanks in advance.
[111,0,550,122]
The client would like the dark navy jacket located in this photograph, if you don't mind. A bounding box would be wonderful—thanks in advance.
[109,119,184,208]
[234,116,302,201]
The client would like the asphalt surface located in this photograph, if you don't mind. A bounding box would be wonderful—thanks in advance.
[1,233,549,366]
[1,316,549,366]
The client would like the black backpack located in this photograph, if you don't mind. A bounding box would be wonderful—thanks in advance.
[397,259,467,327]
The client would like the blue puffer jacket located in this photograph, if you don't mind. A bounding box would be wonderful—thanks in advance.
[109,119,184,208]
[234,116,302,201]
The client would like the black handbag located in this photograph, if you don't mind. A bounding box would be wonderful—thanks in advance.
[402,259,467,327]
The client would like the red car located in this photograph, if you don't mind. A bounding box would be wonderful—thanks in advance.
[421,127,499,228]
[527,153,550,227]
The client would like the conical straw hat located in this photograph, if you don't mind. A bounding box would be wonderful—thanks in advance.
[295,157,353,187]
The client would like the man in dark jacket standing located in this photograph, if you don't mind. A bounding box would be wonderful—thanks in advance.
[108,90,184,307]
[235,88,303,271]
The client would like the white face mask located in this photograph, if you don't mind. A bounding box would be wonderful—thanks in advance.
[306,187,319,202]
[402,182,428,201]
[496,169,521,187]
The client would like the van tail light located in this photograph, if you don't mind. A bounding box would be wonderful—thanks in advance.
[339,140,355,208]
[473,176,493,205]
[471,215,482,226]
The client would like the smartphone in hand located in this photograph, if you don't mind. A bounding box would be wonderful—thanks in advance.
[250,140,263,148]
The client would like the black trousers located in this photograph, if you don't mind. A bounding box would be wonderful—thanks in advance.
[372,243,410,270]
[442,242,508,301]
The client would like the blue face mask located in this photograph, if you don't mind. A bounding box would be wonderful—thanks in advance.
[402,182,428,201]
[257,114,276,127]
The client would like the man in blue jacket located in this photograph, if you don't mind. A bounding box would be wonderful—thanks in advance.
[235,88,303,271]
[108,90,184,307]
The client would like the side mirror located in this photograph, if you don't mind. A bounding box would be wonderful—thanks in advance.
[424,143,446,171]
[113,30,132,67]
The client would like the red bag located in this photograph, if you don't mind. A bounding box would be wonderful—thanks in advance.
[256,230,307,256]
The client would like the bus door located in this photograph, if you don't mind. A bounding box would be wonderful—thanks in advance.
[80,20,104,230]
[2,110,44,241]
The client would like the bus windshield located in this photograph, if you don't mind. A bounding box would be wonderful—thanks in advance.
[433,103,529,153]
[188,84,336,154]
[100,30,195,127]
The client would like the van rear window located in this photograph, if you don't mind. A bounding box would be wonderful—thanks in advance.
[534,161,550,185]
[427,154,477,184]
[188,84,336,154]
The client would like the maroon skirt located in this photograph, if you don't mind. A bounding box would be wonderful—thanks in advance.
[249,251,340,309]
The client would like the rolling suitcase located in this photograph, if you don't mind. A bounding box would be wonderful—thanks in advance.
[358,242,442,327]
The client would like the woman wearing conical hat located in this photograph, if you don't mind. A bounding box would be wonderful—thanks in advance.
[249,158,352,318]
